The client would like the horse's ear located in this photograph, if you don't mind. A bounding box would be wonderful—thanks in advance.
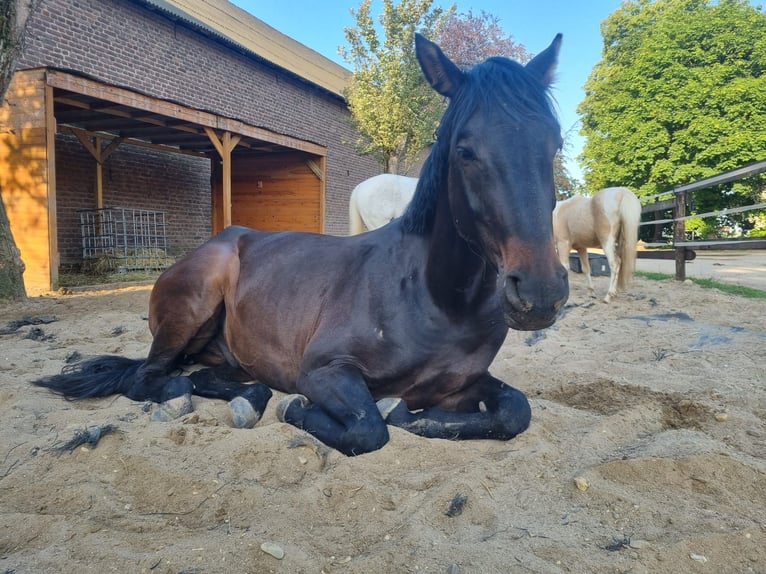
[415,33,464,98]
[525,34,562,87]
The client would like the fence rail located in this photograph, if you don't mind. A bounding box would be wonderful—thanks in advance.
[638,159,766,280]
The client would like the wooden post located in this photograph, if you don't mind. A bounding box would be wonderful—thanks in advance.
[205,128,241,228]
[222,132,232,228]
[95,136,103,208]
[45,84,59,289]
[673,189,686,281]
[70,129,123,209]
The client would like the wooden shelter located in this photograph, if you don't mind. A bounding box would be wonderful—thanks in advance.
[0,0,379,293]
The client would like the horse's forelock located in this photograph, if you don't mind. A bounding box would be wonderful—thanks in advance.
[474,57,559,123]
[401,56,559,235]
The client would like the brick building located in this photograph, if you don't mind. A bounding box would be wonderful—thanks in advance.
[0,0,380,293]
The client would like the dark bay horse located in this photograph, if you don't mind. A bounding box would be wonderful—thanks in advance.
[34,33,569,456]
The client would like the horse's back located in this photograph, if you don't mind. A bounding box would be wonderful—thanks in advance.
[553,195,597,247]
[349,174,418,233]
[221,227,428,392]
[592,187,639,219]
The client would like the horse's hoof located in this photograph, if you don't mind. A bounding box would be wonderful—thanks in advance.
[376,397,403,420]
[275,394,309,423]
[161,376,194,401]
[238,384,273,413]
[229,396,261,429]
[151,393,194,422]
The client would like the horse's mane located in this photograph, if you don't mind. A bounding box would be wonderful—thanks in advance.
[401,57,559,235]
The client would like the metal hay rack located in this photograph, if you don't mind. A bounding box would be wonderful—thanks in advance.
[79,207,174,273]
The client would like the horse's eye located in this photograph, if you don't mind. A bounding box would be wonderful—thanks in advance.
[456,146,476,161]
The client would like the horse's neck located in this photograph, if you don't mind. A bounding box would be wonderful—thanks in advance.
[424,195,494,314]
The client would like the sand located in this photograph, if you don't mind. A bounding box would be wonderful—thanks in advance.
[0,274,764,574]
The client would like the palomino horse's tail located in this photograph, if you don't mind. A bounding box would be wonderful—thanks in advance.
[348,187,366,235]
[33,356,143,400]
[617,189,642,290]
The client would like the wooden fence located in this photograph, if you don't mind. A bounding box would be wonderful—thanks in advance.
[639,159,766,280]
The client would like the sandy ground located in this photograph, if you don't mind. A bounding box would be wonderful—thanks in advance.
[1,273,765,574]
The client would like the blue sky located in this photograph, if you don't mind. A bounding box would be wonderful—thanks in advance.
[230,0,625,182]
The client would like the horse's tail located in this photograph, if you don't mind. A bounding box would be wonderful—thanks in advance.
[348,187,366,235]
[617,189,642,290]
[32,355,144,400]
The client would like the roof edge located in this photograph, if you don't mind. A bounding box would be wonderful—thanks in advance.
[137,0,351,98]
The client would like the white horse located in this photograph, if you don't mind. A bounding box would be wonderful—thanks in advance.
[553,186,642,303]
[348,174,418,234]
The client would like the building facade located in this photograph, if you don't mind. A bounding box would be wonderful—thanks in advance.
[1,0,380,292]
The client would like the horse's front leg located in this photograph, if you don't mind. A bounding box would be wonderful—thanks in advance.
[378,375,531,441]
[276,364,389,456]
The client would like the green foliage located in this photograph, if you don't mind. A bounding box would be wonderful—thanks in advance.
[341,0,452,173]
[579,0,766,202]
[342,0,579,195]
[746,210,766,237]
[685,217,718,239]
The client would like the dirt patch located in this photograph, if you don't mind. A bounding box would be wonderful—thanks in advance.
[1,276,765,573]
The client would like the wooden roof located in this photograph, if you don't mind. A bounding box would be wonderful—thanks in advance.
[48,69,327,158]
[141,0,351,97]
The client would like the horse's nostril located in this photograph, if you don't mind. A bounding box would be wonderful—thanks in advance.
[504,273,522,305]
[504,267,569,315]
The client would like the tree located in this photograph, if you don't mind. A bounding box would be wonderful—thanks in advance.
[578,0,766,205]
[0,0,36,300]
[341,0,452,174]
[341,2,578,196]
[435,9,530,68]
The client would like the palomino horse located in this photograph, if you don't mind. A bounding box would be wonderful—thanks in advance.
[34,33,569,456]
[553,186,641,303]
[348,174,417,234]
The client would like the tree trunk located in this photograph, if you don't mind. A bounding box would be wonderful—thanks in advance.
[0,199,26,297]
[0,0,36,300]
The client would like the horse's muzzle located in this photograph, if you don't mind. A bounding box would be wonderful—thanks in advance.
[501,264,569,330]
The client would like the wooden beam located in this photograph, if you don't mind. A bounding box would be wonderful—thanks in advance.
[641,198,675,214]
[317,157,327,233]
[205,126,224,157]
[305,159,323,181]
[69,129,121,208]
[637,250,696,260]
[96,136,104,208]
[674,159,766,193]
[59,125,207,158]
[71,127,98,159]
[47,70,327,156]
[69,128,105,207]
[55,94,212,136]
[101,137,124,162]
[45,84,59,289]
[205,128,242,228]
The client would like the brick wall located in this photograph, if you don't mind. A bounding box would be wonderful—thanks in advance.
[18,0,380,251]
[55,134,211,266]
